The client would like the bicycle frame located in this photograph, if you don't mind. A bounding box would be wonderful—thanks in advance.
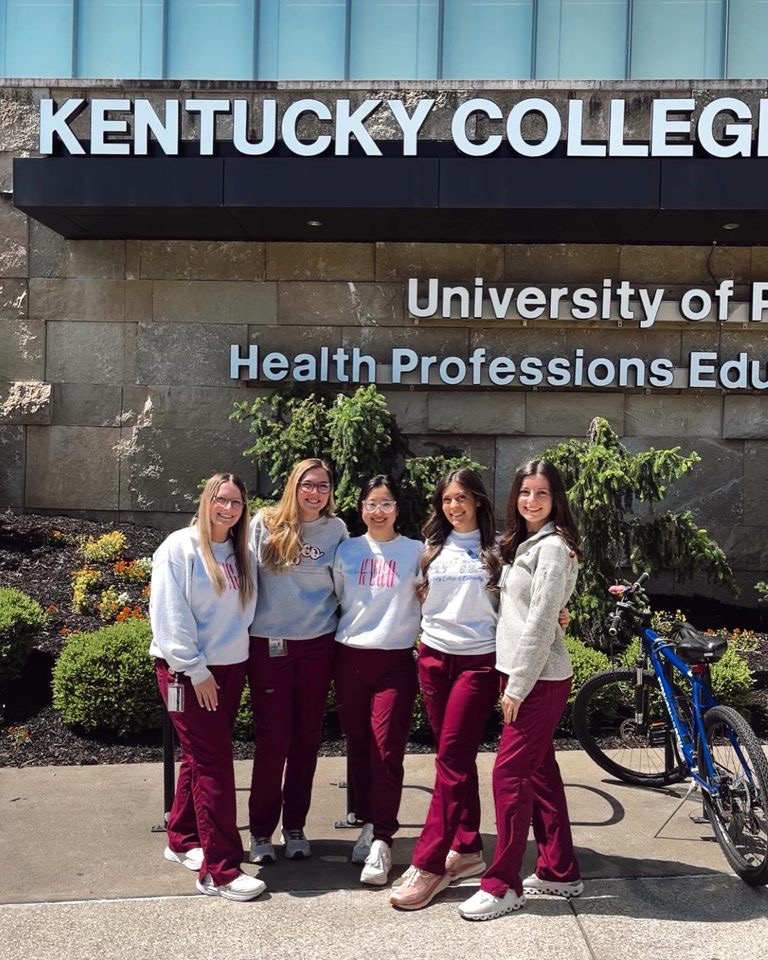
[611,576,758,800]
[638,624,720,793]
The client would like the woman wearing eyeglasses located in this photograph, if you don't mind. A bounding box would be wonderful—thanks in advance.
[150,473,265,901]
[332,475,422,886]
[246,458,348,865]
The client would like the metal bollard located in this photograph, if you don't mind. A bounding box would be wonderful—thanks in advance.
[151,709,176,833]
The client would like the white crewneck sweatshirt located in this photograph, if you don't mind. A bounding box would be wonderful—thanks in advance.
[333,534,423,650]
[420,529,499,656]
[148,526,257,684]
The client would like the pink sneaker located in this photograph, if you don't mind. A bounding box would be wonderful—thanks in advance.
[389,865,451,910]
[445,849,486,882]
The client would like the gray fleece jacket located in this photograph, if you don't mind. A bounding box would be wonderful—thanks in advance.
[495,521,579,702]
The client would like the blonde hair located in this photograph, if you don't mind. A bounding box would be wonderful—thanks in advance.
[261,458,336,572]
[195,473,254,606]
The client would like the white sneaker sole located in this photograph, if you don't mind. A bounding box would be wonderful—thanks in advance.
[164,847,203,872]
[284,848,311,860]
[195,879,266,902]
[459,899,525,921]
[523,881,584,899]
[249,850,276,864]
[360,869,390,886]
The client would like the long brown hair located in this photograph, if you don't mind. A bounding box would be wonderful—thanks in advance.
[417,468,500,601]
[261,458,337,572]
[195,473,254,606]
[498,459,581,564]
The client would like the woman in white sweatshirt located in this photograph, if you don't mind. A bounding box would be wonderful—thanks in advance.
[149,472,264,902]
[246,458,348,864]
[390,467,502,911]
[333,475,422,886]
[459,459,582,922]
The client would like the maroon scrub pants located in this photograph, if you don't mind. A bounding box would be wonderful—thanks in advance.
[410,643,501,875]
[334,643,418,845]
[480,676,580,898]
[247,632,335,837]
[156,659,246,885]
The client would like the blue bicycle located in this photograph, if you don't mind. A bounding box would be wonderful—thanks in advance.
[573,573,768,885]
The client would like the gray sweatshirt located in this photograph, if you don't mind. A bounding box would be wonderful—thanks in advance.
[495,522,579,702]
[148,527,257,684]
[249,511,348,640]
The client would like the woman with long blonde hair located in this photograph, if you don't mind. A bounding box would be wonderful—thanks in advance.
[246,458,348,864]
[150,472,264,901]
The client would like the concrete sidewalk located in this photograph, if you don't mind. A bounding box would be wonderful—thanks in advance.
[2,751,767,960]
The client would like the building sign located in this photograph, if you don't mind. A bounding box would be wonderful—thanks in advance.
[230,344,768,390]
[229,277,768,391]
[39,95,768,158]
[408,279,768,327]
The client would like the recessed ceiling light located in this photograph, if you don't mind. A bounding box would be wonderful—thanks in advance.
[722,222,740,230]
[306,219,323,227]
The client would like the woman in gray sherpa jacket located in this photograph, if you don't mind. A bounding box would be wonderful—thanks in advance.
[459,459,583,922]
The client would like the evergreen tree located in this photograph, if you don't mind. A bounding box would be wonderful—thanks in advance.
[544,417,734,646]
[231,384,482,537]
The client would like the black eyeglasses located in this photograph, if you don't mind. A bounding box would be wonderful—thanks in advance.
[299,481,331,494]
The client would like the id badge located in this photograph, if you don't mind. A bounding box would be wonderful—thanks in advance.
[268,637,287,657]
[167,681,185,713]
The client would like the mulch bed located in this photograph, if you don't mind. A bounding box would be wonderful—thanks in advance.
[1,508,766,768]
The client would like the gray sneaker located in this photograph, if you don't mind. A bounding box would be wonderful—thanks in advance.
[282,828,311,859]
[249,836,276,864]
[351,822,374,864]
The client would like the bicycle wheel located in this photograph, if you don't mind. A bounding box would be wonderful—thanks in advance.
[573,669,688,786]
[698,705,768,885]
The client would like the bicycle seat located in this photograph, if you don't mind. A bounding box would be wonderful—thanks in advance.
[669,622,727,664]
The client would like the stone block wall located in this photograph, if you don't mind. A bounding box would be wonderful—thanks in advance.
[1,80,767,607]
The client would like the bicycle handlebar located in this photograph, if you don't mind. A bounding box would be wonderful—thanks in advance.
[605,572,651,635]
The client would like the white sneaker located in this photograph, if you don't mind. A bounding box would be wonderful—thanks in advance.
[459,888,526,921]
[249,836,276,864]
[196,872,266,902]
[164,846,204,872]
[282,828,311,859]
[351,822,374,864]
[522,873,584,898]
[360,839,392,886]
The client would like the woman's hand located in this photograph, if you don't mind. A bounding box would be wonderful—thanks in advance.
[193,675,219,711]
[558,607,570,630]
[501,694,522,724]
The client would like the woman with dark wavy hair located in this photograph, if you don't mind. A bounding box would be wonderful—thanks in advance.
[390,467,502,911]
[459,459,583,922]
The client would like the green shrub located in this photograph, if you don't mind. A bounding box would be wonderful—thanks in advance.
[52,619,161,738]
[564,635,611,700]
[234,683,253,741]
[410,689,432,742]
[0,588,48,686]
